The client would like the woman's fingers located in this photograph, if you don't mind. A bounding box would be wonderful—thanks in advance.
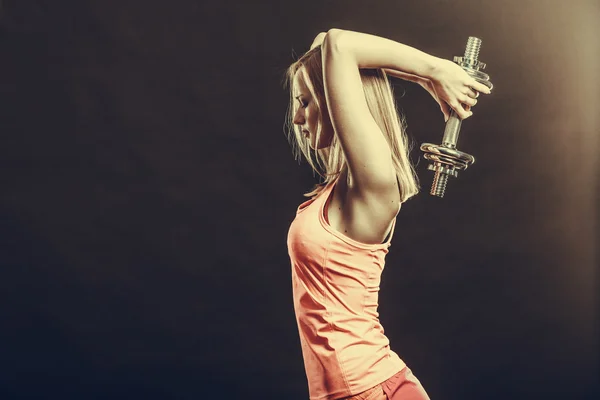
[463,80,491,104]
[444,100,471,120]
[478,82,492,94]
[469,80,492,94]
[451,88,480,118]
[466,87,479,99]
[462,95,478,107]
[450,100,471,119]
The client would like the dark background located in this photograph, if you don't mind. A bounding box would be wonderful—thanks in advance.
[0,0,598,399]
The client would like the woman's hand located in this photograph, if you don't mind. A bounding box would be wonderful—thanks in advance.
[428,58,491,120]
[384,68,455,122]
[417,78,453,122]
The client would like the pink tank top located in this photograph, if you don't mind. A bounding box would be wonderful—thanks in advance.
[287,177,405,400]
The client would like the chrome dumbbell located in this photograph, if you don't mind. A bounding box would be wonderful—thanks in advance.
[420,36,493,198]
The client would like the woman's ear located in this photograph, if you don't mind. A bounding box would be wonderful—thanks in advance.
[310,32,327,50]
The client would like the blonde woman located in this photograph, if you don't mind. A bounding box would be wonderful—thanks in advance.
[285,29,491,400]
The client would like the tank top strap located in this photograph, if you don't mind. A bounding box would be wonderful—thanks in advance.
[382,175,402,244]
[383,215,397,245]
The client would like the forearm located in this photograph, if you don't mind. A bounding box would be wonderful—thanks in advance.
[324,28,440,80]
[382,68,427,83]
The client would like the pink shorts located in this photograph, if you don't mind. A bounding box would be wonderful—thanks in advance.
[339,366,430,400]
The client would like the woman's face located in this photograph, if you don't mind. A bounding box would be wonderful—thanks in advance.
[292,67,334,150]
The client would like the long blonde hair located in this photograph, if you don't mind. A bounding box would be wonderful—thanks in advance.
[284,46,420,202]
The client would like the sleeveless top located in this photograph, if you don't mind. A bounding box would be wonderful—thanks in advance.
[287,177,405,400]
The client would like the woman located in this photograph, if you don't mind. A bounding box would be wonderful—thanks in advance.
[285,29,491,400]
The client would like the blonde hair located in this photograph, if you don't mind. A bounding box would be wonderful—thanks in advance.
[284,46,420,201]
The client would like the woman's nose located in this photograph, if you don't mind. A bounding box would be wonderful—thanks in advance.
[293,108,304,125]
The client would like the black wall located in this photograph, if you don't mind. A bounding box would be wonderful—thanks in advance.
[1,1,598,399]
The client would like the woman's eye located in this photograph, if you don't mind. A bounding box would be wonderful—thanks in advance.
[295,95,309,109]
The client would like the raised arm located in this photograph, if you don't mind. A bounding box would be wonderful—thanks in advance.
[320,28,489,198]
[321,29,439,199]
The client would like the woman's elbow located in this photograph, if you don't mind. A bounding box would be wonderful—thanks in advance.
[323,28,346,52]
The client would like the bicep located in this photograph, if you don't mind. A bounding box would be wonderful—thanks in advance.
[322,31,396,193]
